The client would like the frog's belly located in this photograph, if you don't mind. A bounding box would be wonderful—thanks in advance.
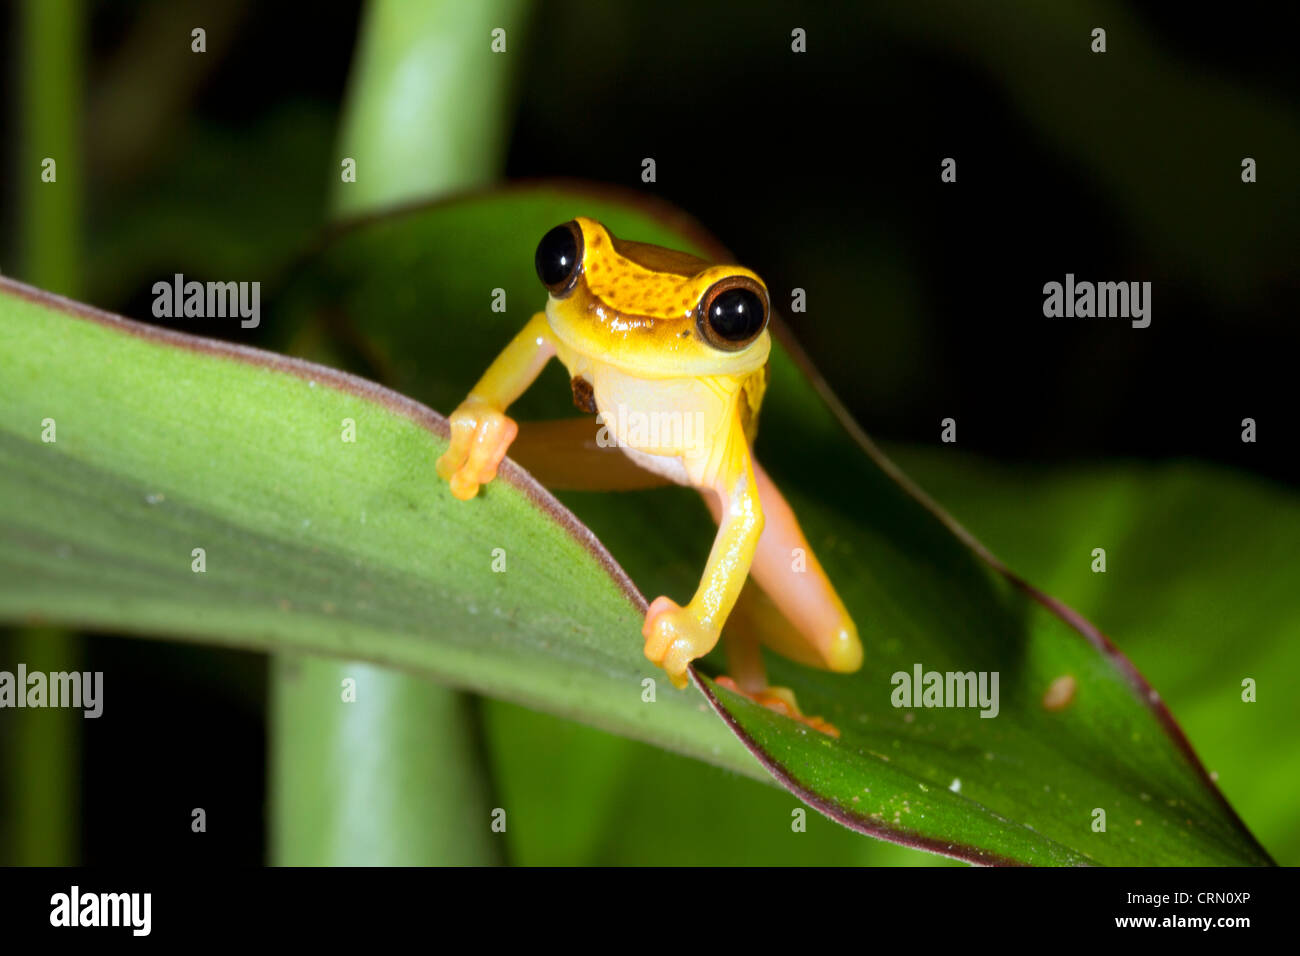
[556,352,735,489]
[590,368,731,455]
[617,445,692,486]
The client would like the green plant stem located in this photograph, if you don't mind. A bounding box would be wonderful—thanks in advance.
[4,0,84,866]
[19,0,81,294]
[271,658,499,865]
[270,0,528,865]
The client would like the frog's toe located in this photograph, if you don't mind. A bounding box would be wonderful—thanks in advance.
[437,402,518,499]
[713,676,840,738]
[435,433,469,483]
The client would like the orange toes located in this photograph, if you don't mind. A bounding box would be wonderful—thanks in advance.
[437,400,519,499]
[713,676,840,738]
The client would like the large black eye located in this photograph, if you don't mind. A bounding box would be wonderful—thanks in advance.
[698,279,768,350]
[535,221,583,295]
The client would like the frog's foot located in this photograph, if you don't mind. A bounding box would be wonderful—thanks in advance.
[642,596,721,690]
[436,398,519,500]
[713,676,840,738]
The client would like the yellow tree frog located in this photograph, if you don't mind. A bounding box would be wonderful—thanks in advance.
[436,218,862,734]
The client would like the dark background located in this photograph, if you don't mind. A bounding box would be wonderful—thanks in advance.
[1,0,1296,864]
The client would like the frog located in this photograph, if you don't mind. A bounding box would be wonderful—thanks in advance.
[436,217,862,735]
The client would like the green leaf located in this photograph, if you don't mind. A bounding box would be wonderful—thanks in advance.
[0,277,750,776]
[480,697,959,866]
[883,446,1300,865]
[1,183,1273,865]
[272,183,1273,866]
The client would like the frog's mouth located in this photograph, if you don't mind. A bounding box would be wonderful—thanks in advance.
[545,301,771,380]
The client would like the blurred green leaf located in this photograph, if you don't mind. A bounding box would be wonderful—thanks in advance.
[85,108,334,307]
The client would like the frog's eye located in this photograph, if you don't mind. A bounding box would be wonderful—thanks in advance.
[697,277,768,351]
[535,221,584,296]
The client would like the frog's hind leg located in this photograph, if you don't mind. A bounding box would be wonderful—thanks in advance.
[508,418,673,491]
[716,623,841,737]
[704,461,861,737]
[747,462,862,671]
[704,462,862,673]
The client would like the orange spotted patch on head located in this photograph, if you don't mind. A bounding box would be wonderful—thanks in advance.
[572,217,762,322]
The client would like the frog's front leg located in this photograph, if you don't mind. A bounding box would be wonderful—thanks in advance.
[437,312,556,499]
[642,412,761,688]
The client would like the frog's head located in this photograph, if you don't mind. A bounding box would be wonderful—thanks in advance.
[535,217,771,378]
